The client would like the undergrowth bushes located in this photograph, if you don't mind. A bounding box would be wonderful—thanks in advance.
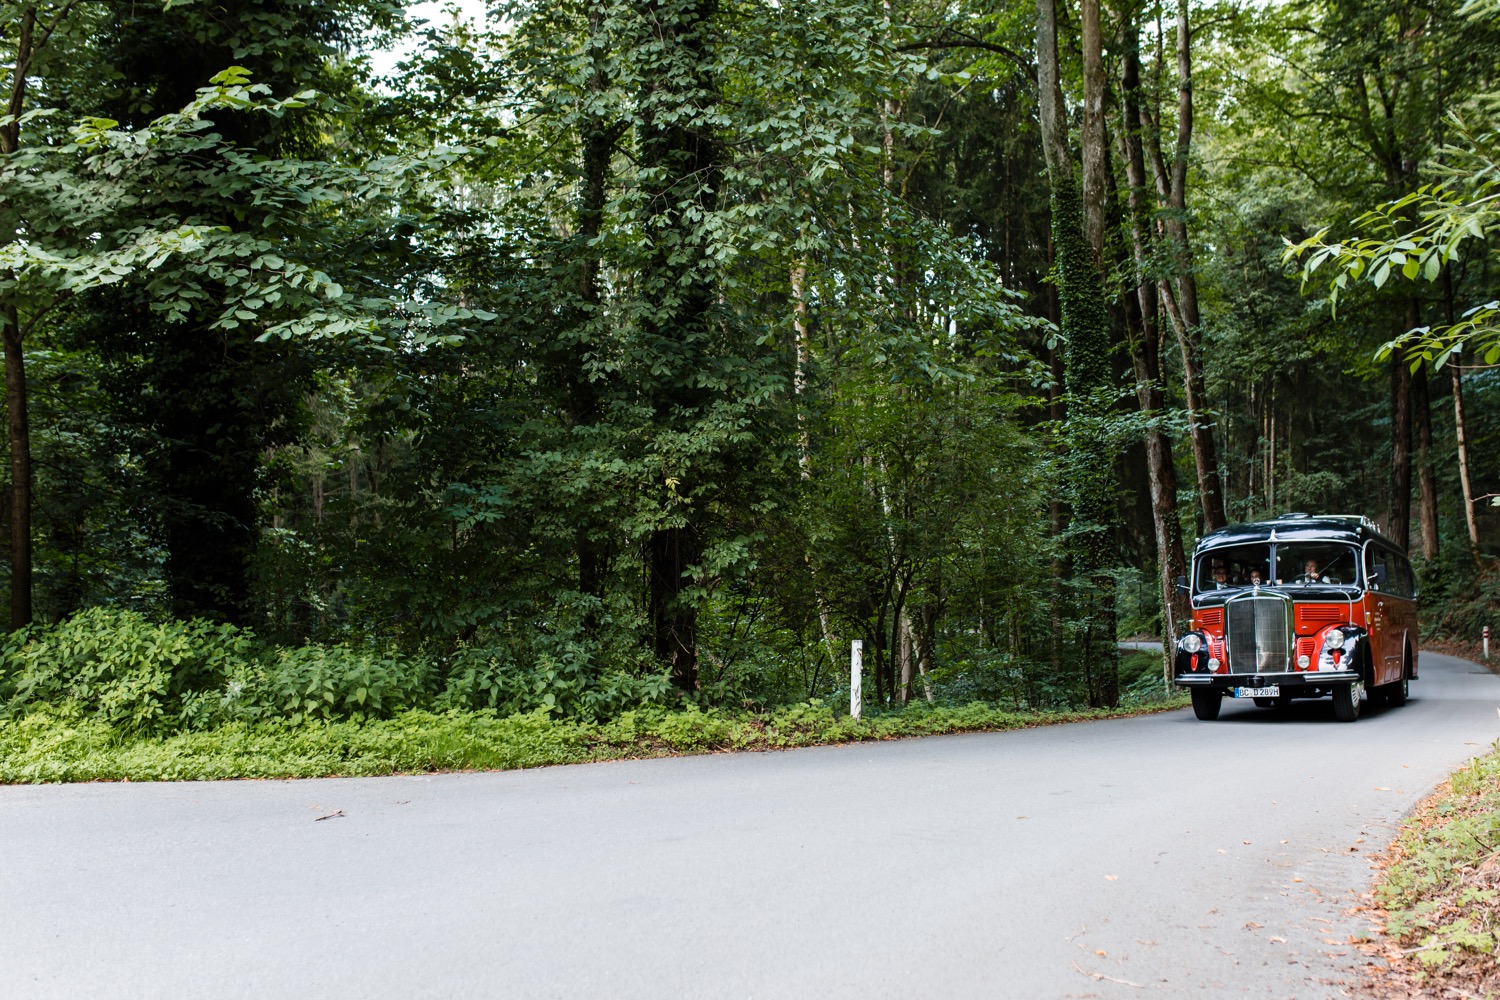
[0,608,670,733]
[0,609,1187,782]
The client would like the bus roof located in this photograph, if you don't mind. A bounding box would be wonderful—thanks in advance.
[1193,513,1403,554]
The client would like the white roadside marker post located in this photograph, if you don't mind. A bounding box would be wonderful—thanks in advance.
[1484,625,1490,660]
[850,639,863,721]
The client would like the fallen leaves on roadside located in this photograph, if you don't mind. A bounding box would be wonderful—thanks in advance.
[1354,744,1500,1000]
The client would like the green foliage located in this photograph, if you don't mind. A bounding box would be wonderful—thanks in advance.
[253,643,431,723]
[0,606,676,732]
[0,697,1186,784]
[0,608,256,733]
[1287,111,1500,368]
[1376,744,1500,978]
[435,635,672,721]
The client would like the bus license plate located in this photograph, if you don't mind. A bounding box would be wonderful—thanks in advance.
[1233,686,1280,698]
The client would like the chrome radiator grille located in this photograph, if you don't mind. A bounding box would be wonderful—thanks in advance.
[1226,596,1292,673]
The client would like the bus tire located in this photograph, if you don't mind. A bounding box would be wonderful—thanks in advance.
[1332,680,1362,722]
[1191,688,1222,721]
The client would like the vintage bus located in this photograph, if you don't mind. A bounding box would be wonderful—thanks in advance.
[1173,513,1419,722]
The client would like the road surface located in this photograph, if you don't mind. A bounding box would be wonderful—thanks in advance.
[2,653,1497,998]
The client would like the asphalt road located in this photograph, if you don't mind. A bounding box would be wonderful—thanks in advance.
[3,653,1497,1000]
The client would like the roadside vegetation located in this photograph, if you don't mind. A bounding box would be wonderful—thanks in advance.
[0,700,1184,784]
[0,611,1180,782]
[1361,742,1500,999]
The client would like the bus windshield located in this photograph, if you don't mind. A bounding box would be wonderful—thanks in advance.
[1196,542,1360,592]
[1275,544,1358,586]
[1195,545,1270,592]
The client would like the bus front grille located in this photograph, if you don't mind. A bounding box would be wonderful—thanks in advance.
[1226,596,1292,673]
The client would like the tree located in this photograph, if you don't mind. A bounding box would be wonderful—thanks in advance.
[1035,0,1119,706]
[1288,109,1500,559]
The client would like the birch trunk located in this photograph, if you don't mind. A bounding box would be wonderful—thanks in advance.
[1452,365,1481,562]
[1414,366,1439,561]
[1080,0,1107,259]
[1388,318,1415,550]
[792,259,840,673]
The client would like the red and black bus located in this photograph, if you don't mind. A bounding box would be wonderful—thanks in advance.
[1173,513,1418,722]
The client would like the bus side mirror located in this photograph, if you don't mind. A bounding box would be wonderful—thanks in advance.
[1175,575,1189,595]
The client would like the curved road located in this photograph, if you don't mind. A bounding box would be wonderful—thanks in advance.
[3,653,1497,999]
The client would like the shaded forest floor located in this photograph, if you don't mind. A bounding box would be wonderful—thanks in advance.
[1356,742,1500,999]
[0,696,1188,784]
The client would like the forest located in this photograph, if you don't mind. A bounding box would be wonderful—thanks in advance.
[1,0,1497,732]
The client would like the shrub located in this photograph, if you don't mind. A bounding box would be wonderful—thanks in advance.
[0,607,672,732]
[0,608,257,733]
[436,633,671,721]
[249,644,433,723]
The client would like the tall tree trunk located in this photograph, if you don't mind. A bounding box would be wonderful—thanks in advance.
[638,0,720,690]
[1141,0,1225,532]
[2,6,37,630]
[913,600,936,703]
[792,258,840,673]
[1046,268,1066,680]
[572,4,620,620]
[1080,0,1107,259]
[1451,365,1481,563]
[1389,341,1412,550]
[649,527,700,688]
[1036,0,1118,707]
[1119,10,1189,674]
[1413,364,1439,561]
[3,298,31,631]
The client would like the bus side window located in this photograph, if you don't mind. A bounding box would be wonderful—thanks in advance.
[1395,554,1415,598]
[1366,548,1388,590]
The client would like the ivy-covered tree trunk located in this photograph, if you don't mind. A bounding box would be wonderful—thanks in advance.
[1036,0,1118,707]
[637,0,721,690]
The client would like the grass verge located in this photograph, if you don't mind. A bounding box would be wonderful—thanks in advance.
[0,696,1187,783]
[1359,741,1500,999]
